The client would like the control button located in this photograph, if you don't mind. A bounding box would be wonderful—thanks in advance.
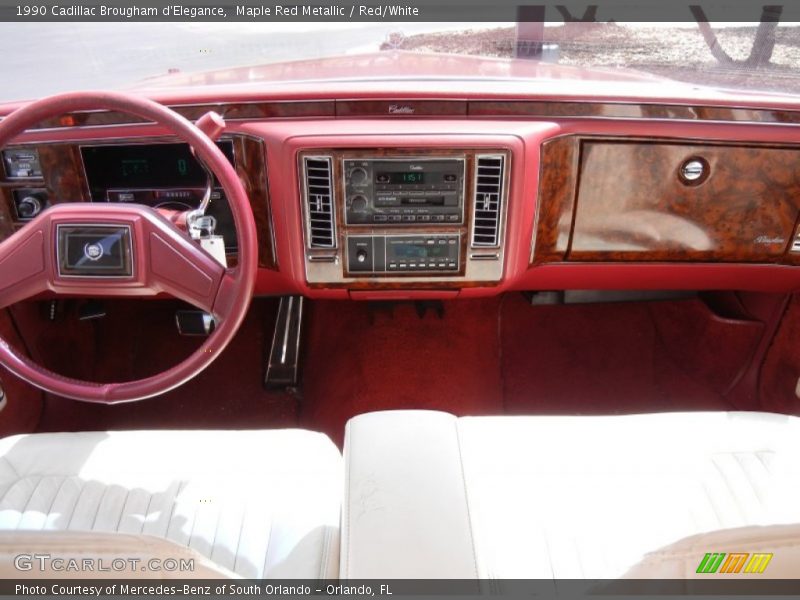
[350,195,368,212]
[399,263,407,269]
[447,214,460,222]
[388,263,398,269]
[374,215,388,222]
[433,215,446,222]
[376,174,390,184]
[15,196,42,219]
[389,215,402,222]
[444,173,457,182]
[12,189,48,221]
[438,262,446,268]
[356,249,368,264]
[402,215,416,222]
[419,215,431,222]
[350,167,369,185]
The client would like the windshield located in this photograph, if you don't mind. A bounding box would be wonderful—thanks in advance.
[1,21,798,102]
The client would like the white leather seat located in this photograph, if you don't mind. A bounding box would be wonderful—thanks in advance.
[0,430,342,579]
[342,410,800,579]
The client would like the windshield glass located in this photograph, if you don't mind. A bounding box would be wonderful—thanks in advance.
[1,21,798,102]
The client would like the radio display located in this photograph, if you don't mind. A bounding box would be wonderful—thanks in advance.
[392,244,450,259]
[380,172,425,184]
[81,141,234,201]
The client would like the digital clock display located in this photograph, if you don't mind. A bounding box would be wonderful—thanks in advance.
[392,244,449,259]
[380,172,425,184]
[81,141,234,201]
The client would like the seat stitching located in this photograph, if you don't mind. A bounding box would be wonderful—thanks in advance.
[230,505,247,576]
[454,420,480,578]
[259,502,275,578]
[710,455,748,524]
[65,477,87,530]
[318,519,331,580]
[113,488,132,533]
[163,481,184,537]
[207,500,222,568]
[701,481,724,530]
[14,476,44,529]
[0,456,21,479]
[754,451,773,475]
[89,484,112,531]
[731,453,766,507]
[41,476,69,530]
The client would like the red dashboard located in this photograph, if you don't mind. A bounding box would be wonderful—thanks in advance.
[3,59,800,300]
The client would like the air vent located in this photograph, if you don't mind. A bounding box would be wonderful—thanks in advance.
[471,155,506,247]
[302,156,336,249]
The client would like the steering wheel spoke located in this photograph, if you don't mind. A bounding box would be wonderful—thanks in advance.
[0,222,49,310]
[145,216,227,315]
[0,91,257,403]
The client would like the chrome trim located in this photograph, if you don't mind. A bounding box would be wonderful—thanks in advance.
[55,223,135,280]
[345,232,461,275]
[470,153,506,248]
[300,155,337,249]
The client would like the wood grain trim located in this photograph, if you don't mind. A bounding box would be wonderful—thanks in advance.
[0,135,277,270]
[531,136,579,265]
[12,99,800,132]
[25,101,335,130]
[468,101,800,124]
[532,134,800,267]
[233,136,276,270]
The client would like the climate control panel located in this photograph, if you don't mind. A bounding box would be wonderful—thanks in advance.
[347,234,460,274]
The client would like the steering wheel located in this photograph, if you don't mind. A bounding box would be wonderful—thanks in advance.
[0,91,258,403]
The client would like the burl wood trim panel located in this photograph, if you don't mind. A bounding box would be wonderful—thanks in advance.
[568,140,800,263]
[531,136,579,264]
[233,136,277,270]
[1,136,278,270]
[469,101,800,124]
[16,100,800,130]
[28,101,335,129]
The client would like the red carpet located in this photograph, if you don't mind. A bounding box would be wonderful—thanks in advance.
[0,309,43,437]
[760,293,800,415]
[299,298,505,445]
[12,299,298,434]
[0,293,787,446]
[499,294,755,415]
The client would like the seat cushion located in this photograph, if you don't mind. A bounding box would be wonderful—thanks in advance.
[0,429,342,579]
[342,410,800,579]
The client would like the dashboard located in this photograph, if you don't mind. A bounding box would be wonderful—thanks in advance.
[3,94,800,300]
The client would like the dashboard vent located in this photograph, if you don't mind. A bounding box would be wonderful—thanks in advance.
[471,155,505,247]
[302,156,336,249]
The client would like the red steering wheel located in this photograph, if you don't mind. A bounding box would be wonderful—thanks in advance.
[0,91,258,403]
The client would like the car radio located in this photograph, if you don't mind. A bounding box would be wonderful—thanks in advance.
[343,157,465,225]
[347,233,460,274]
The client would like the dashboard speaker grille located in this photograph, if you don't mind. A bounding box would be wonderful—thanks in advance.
[303,156,336,249]
[471,154,505,247]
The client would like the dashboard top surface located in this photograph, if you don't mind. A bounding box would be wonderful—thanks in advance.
[2,55,800,300]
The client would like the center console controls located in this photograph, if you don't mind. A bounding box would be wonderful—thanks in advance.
[347,234,460,274]
[300,148,509,288]
[343,158,465,225]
